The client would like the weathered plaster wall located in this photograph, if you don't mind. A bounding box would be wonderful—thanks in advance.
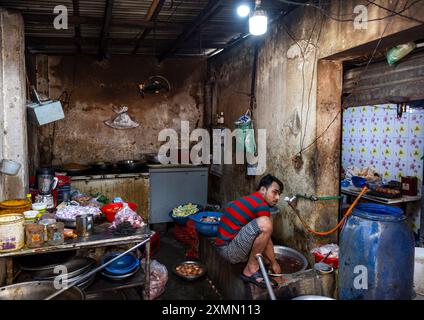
[0,9,28,200]
[37,55,206,166]
[208,0,424,257]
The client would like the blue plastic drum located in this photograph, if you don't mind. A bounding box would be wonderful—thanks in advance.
[339,203,415,300]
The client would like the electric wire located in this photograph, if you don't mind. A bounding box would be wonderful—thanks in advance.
[277,0,423,23]
[300,6,325,152]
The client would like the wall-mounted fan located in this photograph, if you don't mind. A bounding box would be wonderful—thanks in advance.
[138,75,171,98]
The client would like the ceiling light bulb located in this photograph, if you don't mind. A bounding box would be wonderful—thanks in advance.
[249,9,268,36]
[237,4,250,17]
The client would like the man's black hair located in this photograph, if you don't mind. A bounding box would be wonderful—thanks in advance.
[257,174,284,193]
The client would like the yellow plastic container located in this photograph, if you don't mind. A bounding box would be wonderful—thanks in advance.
[0,214,25,252]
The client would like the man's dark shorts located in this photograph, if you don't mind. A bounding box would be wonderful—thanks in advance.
[216,219,262,264]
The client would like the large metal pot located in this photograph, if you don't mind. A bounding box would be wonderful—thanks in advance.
[0,281,85,300]
[273,245,308,275]
[90,161,114,172]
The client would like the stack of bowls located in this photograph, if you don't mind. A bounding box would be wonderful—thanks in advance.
[100,252,140,281]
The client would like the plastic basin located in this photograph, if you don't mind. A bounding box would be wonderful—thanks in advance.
[169,203,203,225]
[189,211,222,237]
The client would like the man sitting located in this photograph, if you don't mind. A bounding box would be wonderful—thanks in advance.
[215,174,283,288]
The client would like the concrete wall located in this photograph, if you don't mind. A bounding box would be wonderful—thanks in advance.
[36,55,206,166]
[0,9,28,200]
[208,0,424,258]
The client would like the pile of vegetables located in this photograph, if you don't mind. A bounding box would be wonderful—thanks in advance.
[172,203,199,218]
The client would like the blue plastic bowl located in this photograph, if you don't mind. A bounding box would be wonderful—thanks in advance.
[189,211,222,237]
[169,203,204,225]
[102,252,140,275]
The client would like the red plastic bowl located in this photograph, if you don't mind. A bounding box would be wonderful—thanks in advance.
[313,252,339,269]
[101,202,138,222]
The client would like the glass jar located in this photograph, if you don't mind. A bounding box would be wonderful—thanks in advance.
[25,223,44,248]
[47,222,64,246]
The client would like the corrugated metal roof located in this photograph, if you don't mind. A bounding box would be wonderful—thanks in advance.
[1,0,287,57]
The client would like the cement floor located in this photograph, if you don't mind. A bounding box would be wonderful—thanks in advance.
[154,227,221,300]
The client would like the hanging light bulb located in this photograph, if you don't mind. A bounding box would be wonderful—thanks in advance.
[237,4,250,17]
[249,0,268,36]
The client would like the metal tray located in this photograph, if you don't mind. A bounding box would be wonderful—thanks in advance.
[367,190,402,199]
[172,261,207,281]
[67,271,97,290]
[31,257,96,280]
[17,251,77,271]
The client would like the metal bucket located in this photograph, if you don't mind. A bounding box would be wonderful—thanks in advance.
[292,295,335,300]
[0,214,25,252]
[273,245,308,275]
[0,281,85,300]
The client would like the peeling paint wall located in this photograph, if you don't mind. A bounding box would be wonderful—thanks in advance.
[37,55,206,166]
[208,0,424,258]
[0,9,28,200]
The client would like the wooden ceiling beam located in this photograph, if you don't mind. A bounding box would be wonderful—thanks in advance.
[98,0,114,58]
[22,14,247,33]
[72,0,82,53]
[158,0,225,61]
[26,36,228,49]
[132,0,166,55]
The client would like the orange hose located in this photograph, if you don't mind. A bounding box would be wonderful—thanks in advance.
[293,186,368,236]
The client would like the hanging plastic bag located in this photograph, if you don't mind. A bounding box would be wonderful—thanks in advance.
[235,110,256,154]
[105,105,139,129]
[141,259,168,300]
[386,42,416,66]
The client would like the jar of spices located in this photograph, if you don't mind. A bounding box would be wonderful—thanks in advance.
[25,223,44,248]
[47,222,64,246]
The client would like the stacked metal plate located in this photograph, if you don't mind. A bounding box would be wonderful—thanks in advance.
[20,254,97,290]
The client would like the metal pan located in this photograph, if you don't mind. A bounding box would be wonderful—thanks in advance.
[117,160,144,172]
[31,257,96,280]
[17,251,77,271]
[0,281,85,300]
[90,161,114,172]
[172,261,207,281]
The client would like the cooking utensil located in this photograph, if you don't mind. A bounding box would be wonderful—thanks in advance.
[17,251,77,271]
[31,257,96,280]
[0,159,21,175]
[90,161,114,172]
[172,261,207,281]
[44,237,151,300]
[314,251,334,274]
[0,281,84,300]
[272,246,308,275]
[292,295,335,300]
[117,160,145,173]
[60,163,91,176]
[36,167,58,195]
[75,214,94,237]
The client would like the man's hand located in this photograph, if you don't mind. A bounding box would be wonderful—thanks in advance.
[271,261,281,274]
